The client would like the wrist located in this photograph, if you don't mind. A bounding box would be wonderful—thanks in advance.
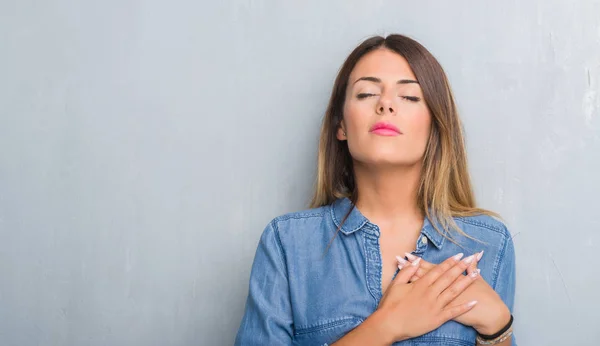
[475,305,511,336]
[367,309,401,344]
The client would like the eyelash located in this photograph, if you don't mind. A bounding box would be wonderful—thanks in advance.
[356,93,420,102]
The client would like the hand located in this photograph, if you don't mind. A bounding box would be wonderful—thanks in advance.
[399,252,511,335]
[373,253,481,343]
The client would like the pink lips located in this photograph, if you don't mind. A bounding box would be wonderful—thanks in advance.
[369,122,402,136]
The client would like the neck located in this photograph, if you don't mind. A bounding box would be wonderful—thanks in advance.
[353,162,423,228]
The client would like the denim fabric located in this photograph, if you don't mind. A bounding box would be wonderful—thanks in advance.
[235,197,516,346]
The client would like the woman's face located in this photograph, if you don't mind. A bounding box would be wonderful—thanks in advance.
[338,48,432,168]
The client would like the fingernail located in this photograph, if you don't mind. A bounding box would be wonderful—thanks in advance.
[463,255,475,264]
[467,300,478,307]
[405,252,418,261]
[476,250,484,262]
[398,264,404,270]
[453,253,464,261]
[396,256,408,266]
[470,270,479,278]
[411,257,421,267]
[477,269,481,275]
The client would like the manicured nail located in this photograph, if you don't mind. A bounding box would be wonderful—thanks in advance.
[396,256,408,266]
[405,252,418,261]
[396,256,408,269]
[476,250,484,262]
[411,257,421,267]
[463,255,475,264]
[477,269,481,275]
[453,253,464,261]
[467,300,478,307]
[470,270,479,278]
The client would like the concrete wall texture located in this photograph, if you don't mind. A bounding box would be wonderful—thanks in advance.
[1,1,599,345]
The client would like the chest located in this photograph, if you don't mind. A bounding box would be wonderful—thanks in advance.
[378,230,420,295]
[288,229,483,345]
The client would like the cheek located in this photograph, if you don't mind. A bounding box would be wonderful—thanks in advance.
[343,101,371,131]
[407,109,432,143]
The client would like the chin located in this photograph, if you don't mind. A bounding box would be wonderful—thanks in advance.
[350,147,423,166]
[357,154,420,168]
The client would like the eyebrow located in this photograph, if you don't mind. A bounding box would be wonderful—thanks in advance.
[352,76,419,85]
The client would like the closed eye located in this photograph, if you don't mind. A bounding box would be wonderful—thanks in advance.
[356,93,378,99]
[401,96,421,102]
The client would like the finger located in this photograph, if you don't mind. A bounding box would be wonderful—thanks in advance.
[414,267,427,279]
[404,253,434,282]
[476,250,484,262]
[430,254,475,295]
[466,250,484,275]
[439,300,478,324]
[392,257,421,285]
[437,269,480,306]
[404,253,435,271]
[405,252,419,261]
[396,256,409,269]
[420,253,464,286]
[409,266,430,283]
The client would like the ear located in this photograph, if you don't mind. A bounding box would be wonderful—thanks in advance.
[336,121,347,141]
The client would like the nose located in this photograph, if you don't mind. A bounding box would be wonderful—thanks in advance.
[376,95,395,116]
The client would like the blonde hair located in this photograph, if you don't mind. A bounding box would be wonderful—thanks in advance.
[310,34,498,241]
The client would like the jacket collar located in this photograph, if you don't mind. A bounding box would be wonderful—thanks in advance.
[330,197,446,249]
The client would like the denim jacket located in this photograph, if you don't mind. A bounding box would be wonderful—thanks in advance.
[235,197,517,346]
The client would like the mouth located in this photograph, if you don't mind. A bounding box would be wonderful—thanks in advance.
[369,122,402,136]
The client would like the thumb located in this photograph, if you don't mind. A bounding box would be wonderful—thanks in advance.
[393,257,421,285]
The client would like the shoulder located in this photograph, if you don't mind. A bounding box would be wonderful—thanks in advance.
[260,204,333,241]
[455,213,512,240]
[454,213,515,260]
[447,213,516,267]
[270,205,330,225]
[257,204,337,258]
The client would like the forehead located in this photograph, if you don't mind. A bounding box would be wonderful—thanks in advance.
[349,48,416,82]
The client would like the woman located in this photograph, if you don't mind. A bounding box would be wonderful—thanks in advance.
[235,34,516,346]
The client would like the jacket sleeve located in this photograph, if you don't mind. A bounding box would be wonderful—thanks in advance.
[493,228,517,346]
[234,221,294,345]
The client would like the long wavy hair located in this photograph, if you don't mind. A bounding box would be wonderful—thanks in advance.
[310,34,497,241]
